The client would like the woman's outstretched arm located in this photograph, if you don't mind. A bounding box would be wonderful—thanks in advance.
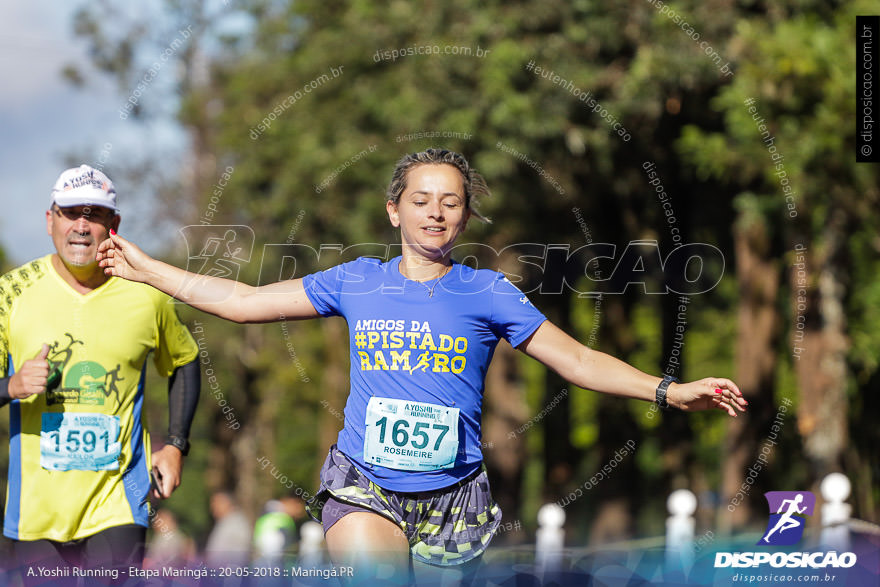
[517,321,746,416]
[97,231,319,324]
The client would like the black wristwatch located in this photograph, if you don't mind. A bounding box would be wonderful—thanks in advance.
[655,375,679,410]
[166,435,190,456]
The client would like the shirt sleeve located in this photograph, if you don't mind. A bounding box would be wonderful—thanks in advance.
[0,274,13,379]
[0,293,9,379]
[302,264,347,317]
[153,296,200,377]
[488,274,547,348]
[0,277,13,406]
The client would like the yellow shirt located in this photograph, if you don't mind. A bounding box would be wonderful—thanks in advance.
[0,255,198,541]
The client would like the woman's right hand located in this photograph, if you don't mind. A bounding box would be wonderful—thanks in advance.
[96,230,154,284]
[97,229,319,324]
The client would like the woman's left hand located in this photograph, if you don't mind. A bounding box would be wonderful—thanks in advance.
[668,378,747,417]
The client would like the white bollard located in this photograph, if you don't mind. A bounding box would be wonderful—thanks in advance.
[299,520,325,567]
[820,473,851,550]
[665,489,696,570]
[536,503,566,572]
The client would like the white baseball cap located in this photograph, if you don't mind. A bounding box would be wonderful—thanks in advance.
[50,164,118,212]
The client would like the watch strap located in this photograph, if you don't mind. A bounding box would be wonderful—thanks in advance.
[166,435,190,456]
[656,375,679,410]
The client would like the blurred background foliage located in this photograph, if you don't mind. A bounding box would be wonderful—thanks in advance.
[1,0,877,551]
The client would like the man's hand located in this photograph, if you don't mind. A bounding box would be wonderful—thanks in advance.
[151,444,184,499]
[9,344,51,400]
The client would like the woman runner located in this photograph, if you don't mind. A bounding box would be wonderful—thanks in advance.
[97,149,746,582]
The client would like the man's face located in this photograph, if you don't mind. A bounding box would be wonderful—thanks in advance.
[46,205,120,270]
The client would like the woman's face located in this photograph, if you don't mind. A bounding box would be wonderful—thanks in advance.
[386,164,470,261]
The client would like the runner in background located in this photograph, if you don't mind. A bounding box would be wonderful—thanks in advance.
[253,499,297,565]
[204,490,252,568]
[0,165,200,586]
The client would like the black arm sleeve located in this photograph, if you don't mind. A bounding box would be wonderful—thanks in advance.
[0,377,11,409]
[167,358,201,442]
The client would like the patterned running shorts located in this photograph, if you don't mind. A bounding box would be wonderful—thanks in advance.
[307,445,502,566]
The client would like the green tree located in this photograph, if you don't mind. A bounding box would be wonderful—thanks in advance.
[679,0,880,527]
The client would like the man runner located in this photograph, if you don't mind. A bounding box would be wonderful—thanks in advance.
[0,165,200,585]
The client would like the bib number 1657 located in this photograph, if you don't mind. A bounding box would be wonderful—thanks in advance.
[363,397,459,471]
[375,417,449,451]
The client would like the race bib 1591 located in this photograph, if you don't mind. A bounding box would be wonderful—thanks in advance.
[40,413,122,471]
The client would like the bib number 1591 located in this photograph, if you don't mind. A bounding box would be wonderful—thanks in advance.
[46,429,112,454]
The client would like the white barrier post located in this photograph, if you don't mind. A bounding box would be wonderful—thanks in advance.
[820,472,851,550]
[299,520,325,567]
[666,488,696,570]
[536,503,566,572]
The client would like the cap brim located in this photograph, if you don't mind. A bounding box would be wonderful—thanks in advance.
[52,190,118,212]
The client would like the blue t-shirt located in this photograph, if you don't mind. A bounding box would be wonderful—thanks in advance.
[303,256,547,492]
